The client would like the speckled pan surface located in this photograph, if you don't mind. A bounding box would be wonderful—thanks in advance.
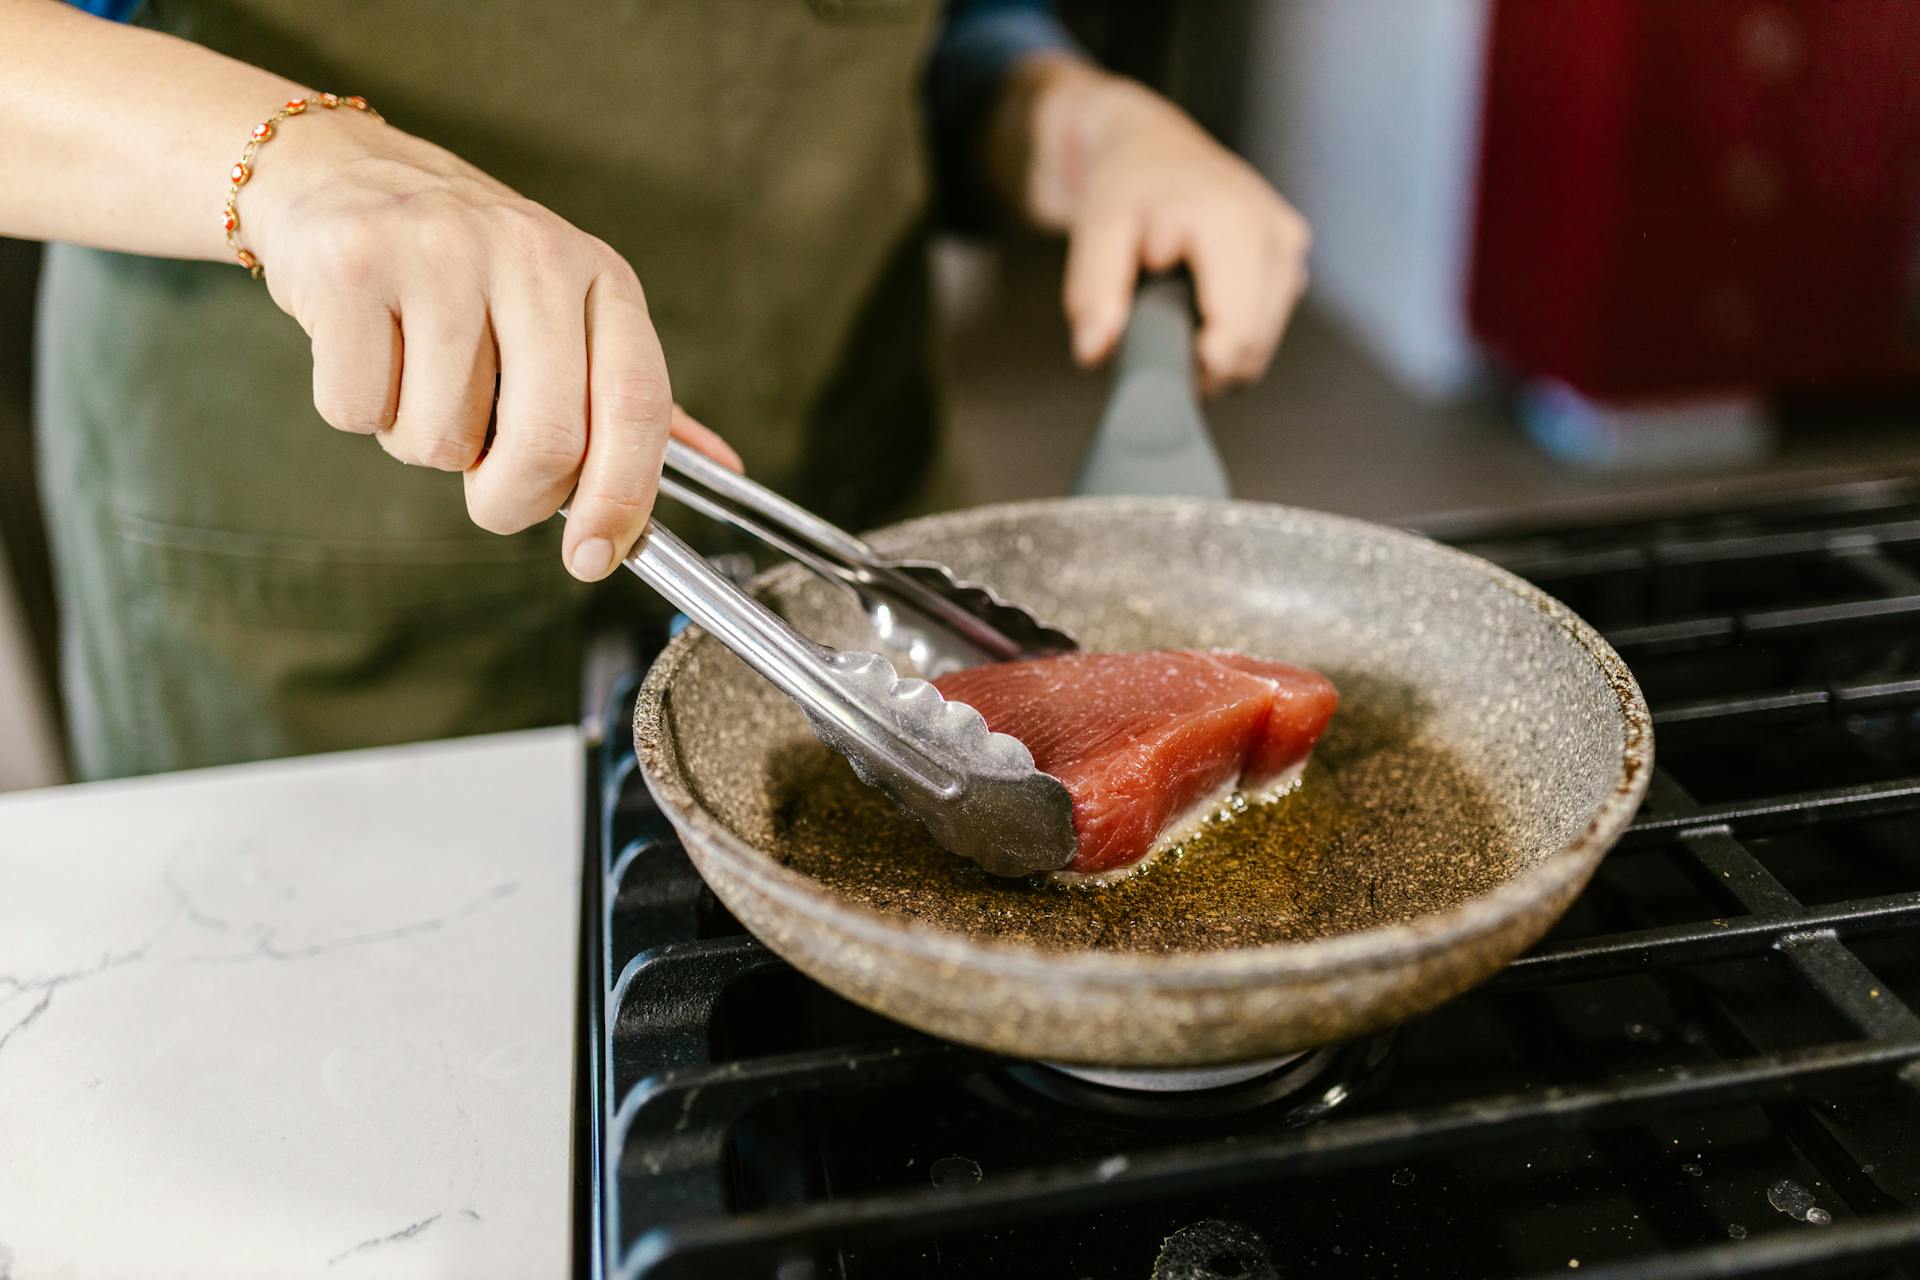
[636,498,1652,1066]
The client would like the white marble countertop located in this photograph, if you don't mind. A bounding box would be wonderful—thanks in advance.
[0,728,582,1279]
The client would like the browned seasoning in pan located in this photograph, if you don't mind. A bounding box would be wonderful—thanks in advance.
[763,699,1518,955]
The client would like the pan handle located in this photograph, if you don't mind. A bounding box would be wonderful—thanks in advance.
[1071,272,1230,500]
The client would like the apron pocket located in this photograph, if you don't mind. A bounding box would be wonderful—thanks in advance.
[100,511,582,773]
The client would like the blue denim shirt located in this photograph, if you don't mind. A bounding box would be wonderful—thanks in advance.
[928,0,1079,226]
[927,0,1077,137]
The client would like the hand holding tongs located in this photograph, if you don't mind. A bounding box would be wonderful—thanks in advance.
[588,441,1080,876]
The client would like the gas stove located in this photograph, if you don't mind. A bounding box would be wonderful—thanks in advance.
[580,479,1920,1280]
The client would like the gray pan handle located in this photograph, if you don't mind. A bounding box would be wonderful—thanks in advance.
[1071,273,1230,500]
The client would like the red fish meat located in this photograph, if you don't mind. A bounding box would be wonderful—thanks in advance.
[932,650,1339,879]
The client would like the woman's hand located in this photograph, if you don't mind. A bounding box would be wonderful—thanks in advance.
[0,4,734,579]
[992,57,1311,397]
[246,109,738,580]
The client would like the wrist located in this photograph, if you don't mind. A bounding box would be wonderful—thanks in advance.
[229,97,388,273]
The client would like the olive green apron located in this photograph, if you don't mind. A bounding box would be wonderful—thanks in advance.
[36,0,945,779]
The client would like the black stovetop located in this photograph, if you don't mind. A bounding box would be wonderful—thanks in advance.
[580,478,1920,1280]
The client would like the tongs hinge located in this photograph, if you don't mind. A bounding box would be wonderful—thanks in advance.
[657,441,1075,675]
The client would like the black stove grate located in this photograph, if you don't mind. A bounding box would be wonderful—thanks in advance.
[582,479,1920,1280]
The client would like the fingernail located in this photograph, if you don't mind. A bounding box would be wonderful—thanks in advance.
[569,537,614,581]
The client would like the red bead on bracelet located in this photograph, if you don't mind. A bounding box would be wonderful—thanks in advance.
[222,92,383,280]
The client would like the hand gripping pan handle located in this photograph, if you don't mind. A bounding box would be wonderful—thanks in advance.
[1073,272,1231,500]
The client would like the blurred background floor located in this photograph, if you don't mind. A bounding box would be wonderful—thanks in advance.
[936,238,1920,528]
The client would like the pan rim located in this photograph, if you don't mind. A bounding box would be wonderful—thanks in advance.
[635,496,1653,990]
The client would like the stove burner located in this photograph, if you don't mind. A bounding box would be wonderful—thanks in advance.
[1002,1033,1394,1121]
[1045,1054,1309,1093]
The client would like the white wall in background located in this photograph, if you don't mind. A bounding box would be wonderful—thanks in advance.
[1241,0,1491,399]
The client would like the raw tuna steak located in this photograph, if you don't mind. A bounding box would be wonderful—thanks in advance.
[932,650,1338,880]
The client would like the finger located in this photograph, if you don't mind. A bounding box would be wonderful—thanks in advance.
[309,295,401,435]
[380,295,495,470]
[1199,231,1310,399]
[463,273,589,538]
[1209,208,1313,397]
[1240,245,1311,396]
[1187,216,1284,397]
[1062,208,1142,366]
[1141,211,1187,274]
[669,404,742,473]
[560,270,674,581]
[1273,206,1314,323]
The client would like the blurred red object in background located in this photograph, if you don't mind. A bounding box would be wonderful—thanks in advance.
[1468,0,1920,402]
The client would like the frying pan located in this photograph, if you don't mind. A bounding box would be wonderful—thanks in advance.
[633,286,1652,1069]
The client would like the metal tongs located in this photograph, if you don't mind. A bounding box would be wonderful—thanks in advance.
[612,441,1080,877]
[591,275,1216,877]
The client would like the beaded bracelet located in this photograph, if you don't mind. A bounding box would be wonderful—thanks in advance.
[222,93,383,279]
